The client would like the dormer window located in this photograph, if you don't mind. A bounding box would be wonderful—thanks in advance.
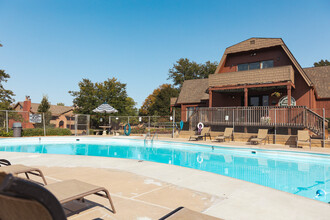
[237,60,274,71]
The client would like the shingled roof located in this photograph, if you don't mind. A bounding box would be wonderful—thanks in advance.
[176,78,209,104]
[304,66,330,98]
[225,38,283,54]
[215,38,313,87]
[16,102,74,116]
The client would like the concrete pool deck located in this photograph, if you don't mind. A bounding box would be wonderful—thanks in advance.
[1,136,330,219]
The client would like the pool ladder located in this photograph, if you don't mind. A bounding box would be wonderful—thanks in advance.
[144,132,158,144]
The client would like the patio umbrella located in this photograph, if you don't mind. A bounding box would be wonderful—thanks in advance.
[92,102,118,114]
[93,102,118,127]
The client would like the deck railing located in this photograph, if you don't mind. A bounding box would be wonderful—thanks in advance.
[189,106,328,136]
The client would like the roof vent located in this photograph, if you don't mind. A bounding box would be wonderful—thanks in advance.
[250,40,255,45]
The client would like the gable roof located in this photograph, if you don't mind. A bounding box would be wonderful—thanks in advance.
[214,38,313,87]
[225,38,283,54]
[15,102,74,116]
[176,78,209,104]
[304,66,330,98]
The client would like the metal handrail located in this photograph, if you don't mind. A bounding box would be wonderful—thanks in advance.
[144,131,151,142]
[151,132,158,143]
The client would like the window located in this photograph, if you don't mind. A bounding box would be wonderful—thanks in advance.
[237,63,248,71]
[262,95,269,106]
[237,62,260,71]
[249,95,269,106]
[249,62,260,70]
[249,97,260,106]
[237,60,274,71]
[279,96,296,106]
[261,60,273,69]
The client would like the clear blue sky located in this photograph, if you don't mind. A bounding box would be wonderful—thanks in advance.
[1,0,329,108]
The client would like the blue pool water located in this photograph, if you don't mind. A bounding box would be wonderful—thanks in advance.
[1,138,330,203]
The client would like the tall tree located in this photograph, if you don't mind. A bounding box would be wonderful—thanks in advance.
[140,88,161,116]
[140,84,179,116]
[314,59,330,67]
[0,69,15,110]
[168,58,218,88]
[38,95,51,112]
[69,77,137,115]
[37,95,52,126]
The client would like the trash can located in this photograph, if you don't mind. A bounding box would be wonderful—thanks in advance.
[13,122,22,137]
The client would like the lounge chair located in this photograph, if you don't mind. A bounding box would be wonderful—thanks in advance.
[0,172,116,216]
[45,179,116,213]
[0,159,47,185]
[0,172,66,220]
[215,128,233,142]
[189,127,211,141]
[296,130,311,148]
[159,206,222,220]
[250,129,268,145]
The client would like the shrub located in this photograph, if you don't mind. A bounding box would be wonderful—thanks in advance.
[22,128,72,136]
[0,129,13,137]
[46,128,72,136]
[130,127,146,134]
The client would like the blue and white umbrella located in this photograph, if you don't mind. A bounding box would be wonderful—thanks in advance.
[93,102,118,114]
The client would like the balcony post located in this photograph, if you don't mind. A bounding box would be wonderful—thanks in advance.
[244,87,248,107]
[287,83,292,135]
[209,89,213,107]
[287,84,292,106]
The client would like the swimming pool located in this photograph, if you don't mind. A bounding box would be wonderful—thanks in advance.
[1,137,329,203]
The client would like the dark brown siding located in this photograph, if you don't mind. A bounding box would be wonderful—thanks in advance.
[292,71,314,108]
[181,103,208,122]
[316,99,330,118]
[218,46,291,74]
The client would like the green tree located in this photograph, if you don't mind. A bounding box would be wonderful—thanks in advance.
[140,84,179,116]
[38,95,51,112]
[168,58,218,88]
[314,59,330,67]
[0,69,15,110]
[69,78,137,115]
[56,102,65,106]
[37,95,52,126]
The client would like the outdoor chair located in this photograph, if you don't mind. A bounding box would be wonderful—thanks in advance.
[250,129,269,145]
[0,171,116,216]
[159,206,222,220]
[45,179,116,214]
[0,172,66,220]
[0,159,47,185]
[296,130,311,148]
[189,127,211,141]
[215,128,233,142]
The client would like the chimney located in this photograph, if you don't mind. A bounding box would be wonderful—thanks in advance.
[23,96,31,112]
